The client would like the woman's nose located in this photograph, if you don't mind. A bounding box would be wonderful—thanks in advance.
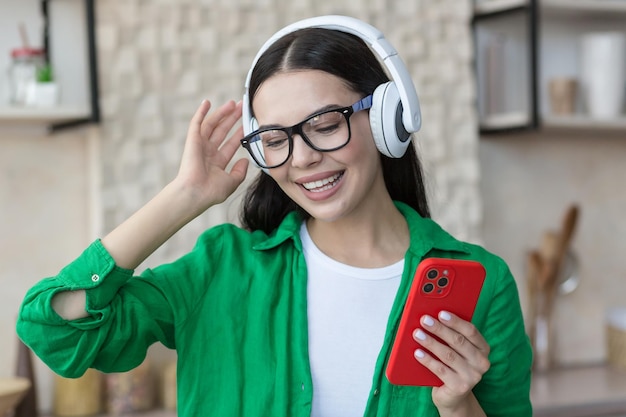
[290,134,322,168]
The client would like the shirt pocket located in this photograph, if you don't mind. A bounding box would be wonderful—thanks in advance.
[390,385,439,417]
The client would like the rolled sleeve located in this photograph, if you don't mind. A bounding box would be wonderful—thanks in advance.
[16,240,149,377]
[54,239,134,311]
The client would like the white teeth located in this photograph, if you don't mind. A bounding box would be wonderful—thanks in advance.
[302,173,342,192]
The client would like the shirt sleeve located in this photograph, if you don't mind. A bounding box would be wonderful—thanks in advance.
[16,239,176,378]
[473,256,533,416]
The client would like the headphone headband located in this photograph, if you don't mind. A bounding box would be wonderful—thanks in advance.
[242,15,421,135]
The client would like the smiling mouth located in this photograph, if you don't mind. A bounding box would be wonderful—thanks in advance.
[300,172,344,192]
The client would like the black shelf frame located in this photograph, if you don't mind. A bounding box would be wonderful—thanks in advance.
[41,0,100,132]
[472,0,539,134]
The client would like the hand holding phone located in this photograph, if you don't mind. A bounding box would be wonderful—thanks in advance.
[386,258,486,386]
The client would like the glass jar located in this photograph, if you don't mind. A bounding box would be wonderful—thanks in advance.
[8,47,45,106]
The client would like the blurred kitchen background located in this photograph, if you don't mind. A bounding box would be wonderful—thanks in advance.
[1,0,625,416]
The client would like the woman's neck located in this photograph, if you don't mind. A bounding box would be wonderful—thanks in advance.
[305,199,409,268]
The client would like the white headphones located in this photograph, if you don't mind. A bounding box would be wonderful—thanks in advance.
[242,15,421,165]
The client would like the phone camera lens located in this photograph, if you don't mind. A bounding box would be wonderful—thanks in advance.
[437,277,449,288]
[423,283,434,293]
[427,269,438,279]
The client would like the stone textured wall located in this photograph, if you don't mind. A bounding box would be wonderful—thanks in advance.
[94,0,480,268]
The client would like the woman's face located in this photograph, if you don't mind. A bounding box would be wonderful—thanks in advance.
[251,70,390,223]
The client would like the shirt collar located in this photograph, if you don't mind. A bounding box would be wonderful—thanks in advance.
[251,210,304,251]
[252,201,471,257]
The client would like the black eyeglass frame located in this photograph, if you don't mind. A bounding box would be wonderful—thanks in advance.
[240,95,373,169]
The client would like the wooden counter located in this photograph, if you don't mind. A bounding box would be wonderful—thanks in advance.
[531,363,626,417]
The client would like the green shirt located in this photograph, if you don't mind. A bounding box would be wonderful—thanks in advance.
[17,202,532,416]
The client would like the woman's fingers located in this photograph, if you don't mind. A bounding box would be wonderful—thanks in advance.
[434,311,490,358]
[229,156,250,184]
[413,312,490,390]
[186,99,245,165]
[200,100,241,144]
[179,99,247,185]
[220,122,244,153]
[188,99,213,140]
[222,125,249,180]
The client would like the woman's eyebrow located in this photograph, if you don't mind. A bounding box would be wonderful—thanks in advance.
[257,104,343,130]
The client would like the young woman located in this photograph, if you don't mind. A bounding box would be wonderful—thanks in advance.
[17,16,532,417]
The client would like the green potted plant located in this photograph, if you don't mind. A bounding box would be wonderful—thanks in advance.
[25,61,59,107]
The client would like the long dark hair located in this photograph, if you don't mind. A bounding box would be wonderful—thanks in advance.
[240,28,430,233]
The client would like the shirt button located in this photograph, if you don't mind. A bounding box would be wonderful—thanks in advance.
[91,274,100,282]
[374,388,379,396]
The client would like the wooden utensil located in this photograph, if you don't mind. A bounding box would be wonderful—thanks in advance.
[527,203,580,371]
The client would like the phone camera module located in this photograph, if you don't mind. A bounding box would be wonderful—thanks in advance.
[423,283,434,293]
[427,269,438,279]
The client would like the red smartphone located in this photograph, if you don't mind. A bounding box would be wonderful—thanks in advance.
[386,257,486,386]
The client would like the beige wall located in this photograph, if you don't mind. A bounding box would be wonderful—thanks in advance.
[1,0,479,413]
[480,130,626,365]
[0,127,95,410]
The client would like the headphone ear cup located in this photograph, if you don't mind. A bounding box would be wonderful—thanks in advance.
[369,81,411,158]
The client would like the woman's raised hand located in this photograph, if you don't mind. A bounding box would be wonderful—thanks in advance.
[176,99,249,210]
[99,100,249,270]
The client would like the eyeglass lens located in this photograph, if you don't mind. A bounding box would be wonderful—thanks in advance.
[252,110,349,168]
[242,95,372,169]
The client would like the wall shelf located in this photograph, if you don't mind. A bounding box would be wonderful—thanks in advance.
[480,111,532,130]
[475,0,529,17]
[0,0,99,132]
[542,115,626,131]
[542,0,626,15]
[472,0,626,134]
[477,0,626,16]
[0,106,90,123]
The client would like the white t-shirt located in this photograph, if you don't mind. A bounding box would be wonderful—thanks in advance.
[301,224,403,417]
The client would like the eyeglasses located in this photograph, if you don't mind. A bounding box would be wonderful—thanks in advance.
[241,95,373,169]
